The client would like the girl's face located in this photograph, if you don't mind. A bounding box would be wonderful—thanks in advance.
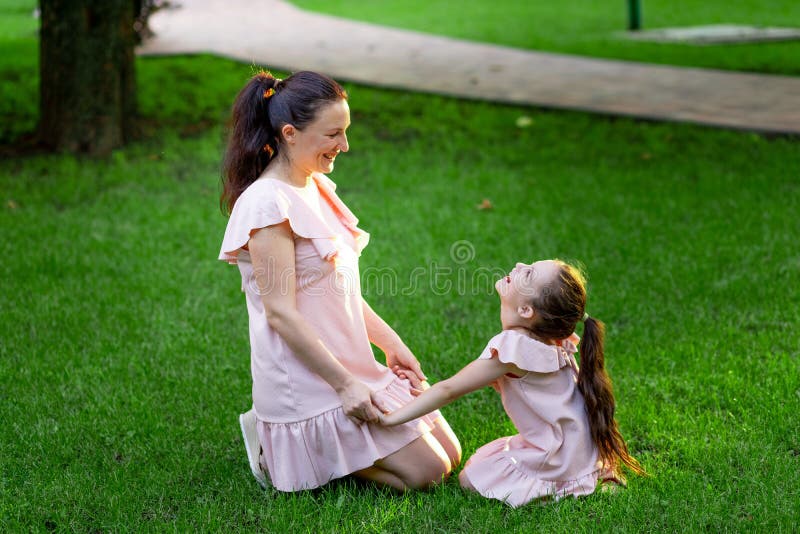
[285,99,350,175]
[496,260,559,326]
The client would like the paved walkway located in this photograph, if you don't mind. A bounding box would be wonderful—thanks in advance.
[138,0,800,134]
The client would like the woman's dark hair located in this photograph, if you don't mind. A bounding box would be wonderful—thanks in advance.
[220,70,348,214]
[529,261,646,478]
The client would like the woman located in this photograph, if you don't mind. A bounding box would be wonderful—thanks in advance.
[219,70,461,492]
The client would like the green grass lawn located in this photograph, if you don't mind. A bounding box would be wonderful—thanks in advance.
[2,0,800,532]
[294,0,800,75]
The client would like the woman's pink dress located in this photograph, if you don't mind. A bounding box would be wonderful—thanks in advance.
[219,173,440,492]
[460,330,614,507]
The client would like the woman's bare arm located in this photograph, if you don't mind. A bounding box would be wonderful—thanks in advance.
[249,221,380,423]
[361,298,426,387]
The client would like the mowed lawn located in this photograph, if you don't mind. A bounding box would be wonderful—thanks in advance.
[1,1,799,532]
[294,0,800,75]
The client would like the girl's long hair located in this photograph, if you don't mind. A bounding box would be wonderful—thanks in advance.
[578,316,645,477]
[529,262,646,477]
[220,70,347,214]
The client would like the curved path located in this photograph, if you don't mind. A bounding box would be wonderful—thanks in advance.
[138,0,800,134]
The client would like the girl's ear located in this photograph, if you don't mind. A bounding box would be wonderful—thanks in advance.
[517,304,534,319]
[281,124,296,144]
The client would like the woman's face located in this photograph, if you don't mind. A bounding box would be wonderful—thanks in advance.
[287,99,350,175]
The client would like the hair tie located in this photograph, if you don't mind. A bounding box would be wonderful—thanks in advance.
[263,87,275,99]
[262,143,274,157]
[581,312,589,322]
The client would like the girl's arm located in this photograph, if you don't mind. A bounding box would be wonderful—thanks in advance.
[379,356,521,426]
[362,298,426,387]
[249,221,381,423]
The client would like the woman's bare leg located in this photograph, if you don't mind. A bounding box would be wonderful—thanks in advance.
[429,417,462,469]
[353,431,451,490]
[352,416,461,490]
[352,465,407,490]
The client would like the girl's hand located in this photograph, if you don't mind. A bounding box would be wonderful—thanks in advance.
[337,380,381,424]
[392,365,429,396]
[386,345,427,387]
[378,411,400,427]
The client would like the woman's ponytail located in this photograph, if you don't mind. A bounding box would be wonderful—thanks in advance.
[220,71,281,214]
[577,316,646,477]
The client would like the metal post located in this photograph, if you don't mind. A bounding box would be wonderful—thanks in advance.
[628,0,642,31]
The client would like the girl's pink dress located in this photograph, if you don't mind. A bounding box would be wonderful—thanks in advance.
[219,173,440,492]
[460,330,614,507]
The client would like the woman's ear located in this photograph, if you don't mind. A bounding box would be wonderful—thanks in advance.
[281,124,296,144]
[517,304,534,319]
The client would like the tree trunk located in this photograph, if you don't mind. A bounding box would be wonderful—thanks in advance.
[39,0,137,155]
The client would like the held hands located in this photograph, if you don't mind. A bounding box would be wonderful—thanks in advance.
[338,379,416,427]
[337,379,387,425]
[386,344,427,391]
[392,366,430,396]
[378,410,401,427]
[339,344,430,426]
[381,348,433,426]
[377,379,429,426]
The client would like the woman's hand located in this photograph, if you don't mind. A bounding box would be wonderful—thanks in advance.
[337,379,382,424]
[386,345,427,388]
[391,365,429,396]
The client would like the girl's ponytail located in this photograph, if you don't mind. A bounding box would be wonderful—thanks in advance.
[577,316,645,477]
[221,71,281,214]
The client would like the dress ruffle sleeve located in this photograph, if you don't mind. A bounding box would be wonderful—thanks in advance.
[312,173,370,253]
[218,174,369,264]
[478,330,580,374]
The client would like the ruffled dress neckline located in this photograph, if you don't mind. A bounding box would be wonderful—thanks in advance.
[219,172,369,264]
[479,329,581,374]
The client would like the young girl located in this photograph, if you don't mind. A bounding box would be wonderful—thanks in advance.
[381,259,645,506]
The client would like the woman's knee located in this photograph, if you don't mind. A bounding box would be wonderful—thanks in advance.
[401,460,450,490]
[377,433,452,489]
[401,448,452,489]
[432,418,462,468]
